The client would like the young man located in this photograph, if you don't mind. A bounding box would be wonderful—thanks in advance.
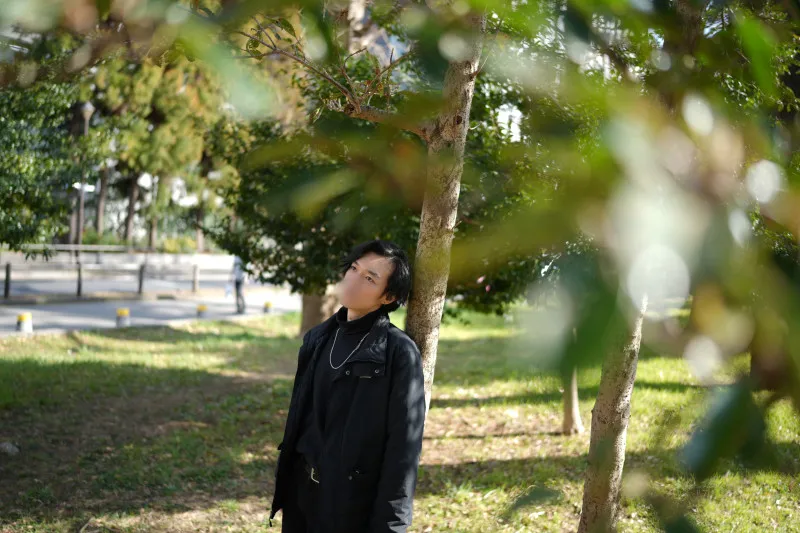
[269,240,427,533]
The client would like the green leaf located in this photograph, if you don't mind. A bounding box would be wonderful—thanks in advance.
[564,1,590,44]
[646,494,702,533]
[275,18,297,39]
[680,381,766,482]
[735,11,778,99]
[558,252,626,373]
[246,38,263,59]
[503,485,561,519]
[95,0,112,18]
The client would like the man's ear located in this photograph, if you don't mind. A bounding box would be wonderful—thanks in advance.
[381,293,396,305]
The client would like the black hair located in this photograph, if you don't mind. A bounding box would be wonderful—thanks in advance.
[339,239,412,313]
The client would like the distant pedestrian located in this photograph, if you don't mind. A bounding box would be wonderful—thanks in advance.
[231,256,246,314]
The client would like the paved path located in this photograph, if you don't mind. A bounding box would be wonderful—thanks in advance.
[0,287,301,337]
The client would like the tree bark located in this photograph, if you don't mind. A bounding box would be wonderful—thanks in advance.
[124,179,139,246]
[578,295,648,533]
[404,11,486,414]
[299,286,339,338]
[196,205,205,253]
[562,367,585,435]
[95,166,109,235]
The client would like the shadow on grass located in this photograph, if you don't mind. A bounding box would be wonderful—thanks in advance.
[0,320,305,527]
[429,380,703,409]
[0,353,295,527]
[63,322,303,376]
[1,319,795,531]
[2,324,301,411]
[415,448,680,496]
[416,440,800,499]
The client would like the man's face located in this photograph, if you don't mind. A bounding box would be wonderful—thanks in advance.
[338,252,396,311]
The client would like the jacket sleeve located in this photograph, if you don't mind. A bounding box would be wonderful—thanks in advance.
[277,329,313,452]
[368,337,427,533]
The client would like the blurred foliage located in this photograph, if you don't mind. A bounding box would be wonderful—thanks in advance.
[6,0,800,530]
[209,121,420,295]
[81,227,125,246]
[0,81,78,251]
[159,234,199,253]
[1,21,263,251]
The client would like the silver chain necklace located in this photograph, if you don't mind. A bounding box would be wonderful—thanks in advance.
[329,327,371,370]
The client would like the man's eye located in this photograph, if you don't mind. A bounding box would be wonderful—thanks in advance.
[350,265,357,271]
[367,277,374,283]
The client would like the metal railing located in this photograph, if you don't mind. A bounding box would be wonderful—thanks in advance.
[1,245,237,300]
[13,244,132,252]
[3,261,233,299]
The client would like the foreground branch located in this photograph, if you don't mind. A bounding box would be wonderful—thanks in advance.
[341,102,430,141]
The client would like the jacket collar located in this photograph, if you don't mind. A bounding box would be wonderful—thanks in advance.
[335,305,383,334]
[313,306,392,366]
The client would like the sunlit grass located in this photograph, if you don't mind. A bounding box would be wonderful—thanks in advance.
[0,309,797,532]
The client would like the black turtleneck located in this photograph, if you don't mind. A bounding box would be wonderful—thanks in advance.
[294,306,385,468]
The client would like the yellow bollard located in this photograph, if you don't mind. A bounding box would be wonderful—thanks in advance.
[197,304,208,318]
[116,307,130,327]
[263,301,273,314]
[16,312,32,333]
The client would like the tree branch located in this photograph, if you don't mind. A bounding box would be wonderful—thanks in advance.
[585,23,631,80]
[342,102,431,141]
[240,20,428,141]
[362,47,411,96]
[236,27,356,104]
[341,47,367,99]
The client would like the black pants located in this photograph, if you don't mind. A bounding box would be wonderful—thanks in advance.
[281,456,320,533]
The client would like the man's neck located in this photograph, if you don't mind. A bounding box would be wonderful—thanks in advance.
[347,306,380,321]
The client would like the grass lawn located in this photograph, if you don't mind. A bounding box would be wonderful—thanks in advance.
[0,310,798,532]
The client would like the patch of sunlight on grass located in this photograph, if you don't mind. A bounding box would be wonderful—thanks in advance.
[766,400,800,443]
[217,499,242,512]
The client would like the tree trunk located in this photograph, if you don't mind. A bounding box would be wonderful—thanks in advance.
[148,216,158,251]
[68,193,78,247]
[124,179,139,246]
[196,205,205,253]
[578,295,648,533]
[562,367,585,435]
[95,166,109,235]
[299,286,339,338]
[404,12,486,414]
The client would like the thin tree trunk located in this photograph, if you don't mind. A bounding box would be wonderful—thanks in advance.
[578,295,648,533]
[299,286,339,338]
[124,179,139,246]
[95,166,109,235]
[68,193,78,247]
[196,205,205,253]
[405,12,486,414]
[148,216,158,251]
[562,367,584,435]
